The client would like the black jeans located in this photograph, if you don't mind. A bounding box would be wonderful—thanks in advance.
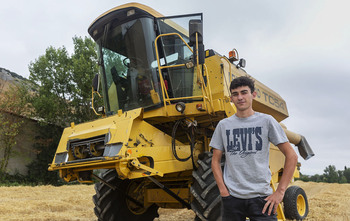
[221,195,277,221]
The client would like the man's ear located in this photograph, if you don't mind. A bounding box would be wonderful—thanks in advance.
[252,91,257,99]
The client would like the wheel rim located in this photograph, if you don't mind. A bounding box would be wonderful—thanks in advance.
[126,181,147,215]
[296,194,306,216]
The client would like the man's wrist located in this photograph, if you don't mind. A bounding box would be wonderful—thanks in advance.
[220,192,230,197]
[276,186,286,195]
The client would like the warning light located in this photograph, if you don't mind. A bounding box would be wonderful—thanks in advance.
[228,48,239,62]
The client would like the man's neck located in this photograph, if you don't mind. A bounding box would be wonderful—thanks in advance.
[235,109,255,118]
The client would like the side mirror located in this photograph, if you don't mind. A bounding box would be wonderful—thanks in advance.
[237,58,246,69]
[189,19,205,65]
[92,74,99,92]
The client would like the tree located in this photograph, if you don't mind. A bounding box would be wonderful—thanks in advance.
[28,36,99,128]
[343,166,350,183]
[339,175,347,184]
[70,36,100,122]
[0,83,27,176]
[309,174,321,182]
[323,165,339,183]
[26,124,63,185]
[297,173,310,182]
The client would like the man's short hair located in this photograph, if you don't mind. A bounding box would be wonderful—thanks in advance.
[230,76,255,93]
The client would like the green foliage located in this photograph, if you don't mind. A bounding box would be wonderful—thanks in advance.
[0,171,32,186]
[28,36,99,128]
[0,36,104,185]
[22,36,100,185]
[298,173,324,183]
[26,125,64,185]
[0,83,27,175]
[339,175,347,184]
[323,165,339,183]
[0,116,22,174]
[344,166,350,183]
[297,165,349,183]
[310,174,324,182]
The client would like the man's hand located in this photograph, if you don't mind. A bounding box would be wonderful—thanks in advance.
[220,189,230,197]
[262,190,284,215]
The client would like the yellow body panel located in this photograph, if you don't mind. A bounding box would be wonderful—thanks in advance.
[206,55,289,121]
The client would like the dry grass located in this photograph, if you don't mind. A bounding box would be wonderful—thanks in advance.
[0,185,95,221]
[0,181,349,220]
[294,181,350,221]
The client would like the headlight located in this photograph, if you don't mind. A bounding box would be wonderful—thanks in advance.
[54,152,68,164]
[175,102,186,113]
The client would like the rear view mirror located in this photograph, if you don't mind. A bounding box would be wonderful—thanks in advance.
[189,19,205,65]
[237,58,246,68]
[92,74,99,92]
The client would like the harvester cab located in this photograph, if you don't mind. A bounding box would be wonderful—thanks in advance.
[49,3,314,221]
[89,9,204,116]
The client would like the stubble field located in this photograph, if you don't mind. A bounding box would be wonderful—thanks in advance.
[0,181,349,221]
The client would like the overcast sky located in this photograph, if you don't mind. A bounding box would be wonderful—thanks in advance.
[1,0,349,175]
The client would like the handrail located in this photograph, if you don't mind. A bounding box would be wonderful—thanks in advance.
[154,32,212,115]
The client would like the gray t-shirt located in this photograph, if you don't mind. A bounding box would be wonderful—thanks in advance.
[210,112,288,199]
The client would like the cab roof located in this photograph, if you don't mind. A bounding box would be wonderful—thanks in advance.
[88,3,164,38]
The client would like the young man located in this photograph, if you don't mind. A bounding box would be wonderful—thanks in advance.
[210,76,298,221]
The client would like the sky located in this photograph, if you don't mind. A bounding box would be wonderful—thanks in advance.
[1,0,350,175]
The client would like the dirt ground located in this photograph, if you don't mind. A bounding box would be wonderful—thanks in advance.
[0,181,349,221]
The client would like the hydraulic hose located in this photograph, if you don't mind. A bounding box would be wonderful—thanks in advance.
[171,118,197,170]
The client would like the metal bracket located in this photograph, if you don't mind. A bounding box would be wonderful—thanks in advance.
[131,158,164,177]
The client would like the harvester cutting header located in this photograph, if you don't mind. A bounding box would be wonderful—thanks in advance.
[49,3,314,220]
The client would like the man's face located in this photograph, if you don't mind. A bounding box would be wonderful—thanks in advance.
[230,86,257,112]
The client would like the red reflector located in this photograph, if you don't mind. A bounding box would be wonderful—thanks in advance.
[196,104,205,111]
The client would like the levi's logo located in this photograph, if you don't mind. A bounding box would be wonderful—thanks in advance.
[225,127,262,157]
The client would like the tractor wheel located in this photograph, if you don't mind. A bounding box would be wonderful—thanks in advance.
[283,185,309,220]
[191,152,223,221]
[93,169,159,221]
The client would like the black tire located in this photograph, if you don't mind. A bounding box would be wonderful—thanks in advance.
[283,185,309,220]
[191,152,223,221]
[93,169,159,221]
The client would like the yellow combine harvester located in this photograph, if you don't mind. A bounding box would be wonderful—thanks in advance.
[48,3,314,220]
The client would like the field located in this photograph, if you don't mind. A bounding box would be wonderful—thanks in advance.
[0,181,349,221]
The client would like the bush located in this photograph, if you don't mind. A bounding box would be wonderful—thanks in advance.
[25,125,64,186]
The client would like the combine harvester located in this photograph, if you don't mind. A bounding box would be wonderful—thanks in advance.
[49,3,314,220]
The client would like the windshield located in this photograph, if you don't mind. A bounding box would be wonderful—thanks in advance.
[97,17,161,114]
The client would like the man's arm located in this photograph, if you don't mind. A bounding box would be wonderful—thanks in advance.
[262,142,298,215]
[211,148,230,197]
